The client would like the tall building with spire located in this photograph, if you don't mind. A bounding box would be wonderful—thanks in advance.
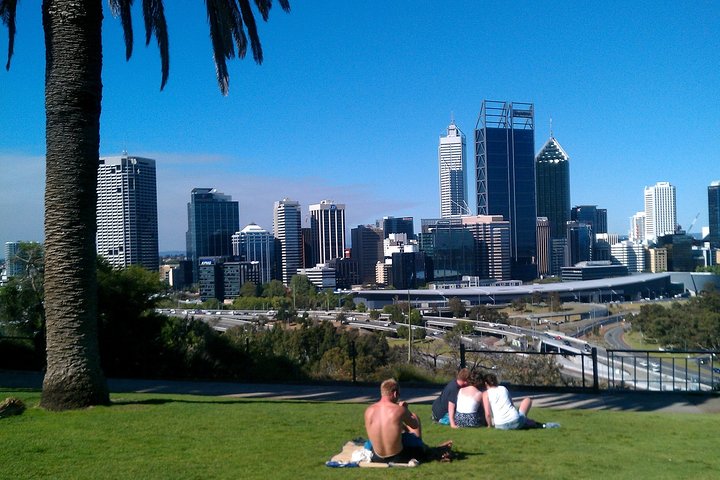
[438,120,468,217]
[644,182,676,243]
[535,134,571,240]
[273,198,302,285]
[475,100,537,281]
[97,154,159,271]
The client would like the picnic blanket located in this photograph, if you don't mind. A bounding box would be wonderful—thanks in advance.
[326,439,419,468]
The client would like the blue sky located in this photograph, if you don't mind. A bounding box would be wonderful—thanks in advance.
[1,1,719,252]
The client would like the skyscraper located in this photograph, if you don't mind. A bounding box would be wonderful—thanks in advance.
[536,217,550,277]
[383,216,414,240]
[273,198,302,285]
[644,182,676,243]
[462,215,511,281]
[535,135,570,240]
[350,224,384,285]
[565,221,593,266]
[309,200,346,265]
[97,155,158,271]
[438,121,468,217]
[708,181,720,248]
[475,100,537,281]
[186,188,239,281]
[3,241,23,278]
[630,212,646,244]
[232,223,277,285]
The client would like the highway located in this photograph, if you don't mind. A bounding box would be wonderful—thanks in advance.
[156,307,717,391]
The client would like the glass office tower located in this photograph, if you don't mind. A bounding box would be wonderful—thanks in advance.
[708,181,720,248]
[535,136,571,240]
[475,100,537,281]
[186,188,239,282]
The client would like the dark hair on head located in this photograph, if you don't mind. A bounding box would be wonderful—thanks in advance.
[484,372,499,387]
[468,370,484,387]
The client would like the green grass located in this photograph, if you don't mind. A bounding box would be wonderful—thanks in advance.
[2,389,719,479]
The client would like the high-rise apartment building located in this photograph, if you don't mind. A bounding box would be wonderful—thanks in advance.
[644,182,677,243]
[438,121,468,217]
[475,100,537,280]
[231,223,277,285]
[309,200,346,265]
[186,188,239,282]
[97,155,158,271]
[535,135,570,239]
[273,198,302,285]
[708,181,720,248]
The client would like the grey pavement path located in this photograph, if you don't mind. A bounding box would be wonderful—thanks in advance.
[3,369,720,414]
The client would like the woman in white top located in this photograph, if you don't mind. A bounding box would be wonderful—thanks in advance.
[481,372,538,430]
[453,371,486,428]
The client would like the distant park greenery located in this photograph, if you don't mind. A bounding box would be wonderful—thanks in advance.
[632,291,720,350]
[0,254,399,382]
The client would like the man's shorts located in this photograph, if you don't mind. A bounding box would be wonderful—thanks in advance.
[368,433,425,463]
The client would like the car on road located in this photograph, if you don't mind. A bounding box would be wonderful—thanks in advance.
[713,367,720,374]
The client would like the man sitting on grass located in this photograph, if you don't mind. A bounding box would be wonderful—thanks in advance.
[364,378,452,464]
[431,368,470,427]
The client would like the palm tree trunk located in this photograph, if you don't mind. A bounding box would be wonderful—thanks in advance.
[40,0,109,410]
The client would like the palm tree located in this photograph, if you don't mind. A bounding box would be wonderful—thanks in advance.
[1,0,290,411]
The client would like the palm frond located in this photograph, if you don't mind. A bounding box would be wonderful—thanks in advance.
[237,0,262,64]
[204,0,291,94]
[0,0,18,71]
[142,0,169,90]
[253,0,271,21]
[228,0,248,59]
[206,0,233,94]
[277,0,290,12]
[109,0,135,61]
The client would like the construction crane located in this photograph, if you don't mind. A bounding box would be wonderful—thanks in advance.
[687,212,700,234]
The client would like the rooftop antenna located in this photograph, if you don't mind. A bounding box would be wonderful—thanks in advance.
[549,117,554,138]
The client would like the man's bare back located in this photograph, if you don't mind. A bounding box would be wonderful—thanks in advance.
[364,399,414,457]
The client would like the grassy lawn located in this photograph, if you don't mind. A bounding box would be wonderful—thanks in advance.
[2,389,719,479]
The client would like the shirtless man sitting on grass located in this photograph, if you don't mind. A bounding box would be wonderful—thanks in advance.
[364,378,452,464]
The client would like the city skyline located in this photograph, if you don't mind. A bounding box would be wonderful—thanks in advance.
[1,2,719,251]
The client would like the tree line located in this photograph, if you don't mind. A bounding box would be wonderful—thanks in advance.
[632,290,720,351]
[0,243,400,382]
